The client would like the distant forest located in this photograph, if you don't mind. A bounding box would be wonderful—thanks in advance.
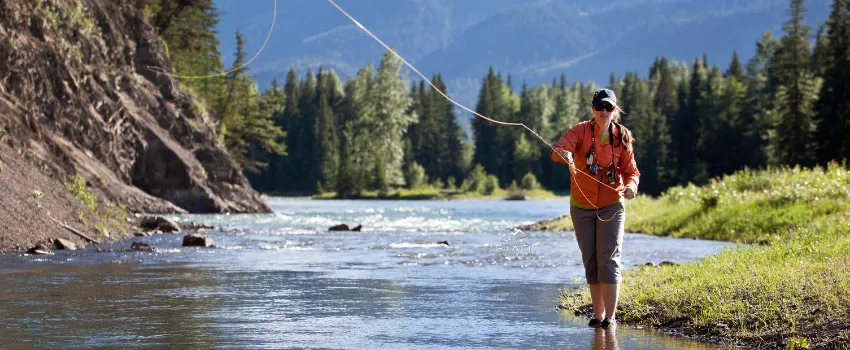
[138,0,850,196]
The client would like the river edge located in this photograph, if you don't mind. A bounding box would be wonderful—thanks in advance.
[540,167,850,349]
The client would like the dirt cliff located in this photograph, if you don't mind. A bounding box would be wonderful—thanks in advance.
[0,0,271,250]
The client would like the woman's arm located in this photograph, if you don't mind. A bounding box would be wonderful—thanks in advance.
[619,146,640,194]
[550,126,581,165]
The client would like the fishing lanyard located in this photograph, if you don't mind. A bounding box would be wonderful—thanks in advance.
[587,120,616,183]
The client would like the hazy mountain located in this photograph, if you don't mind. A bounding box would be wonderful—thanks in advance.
[213,0,831,118]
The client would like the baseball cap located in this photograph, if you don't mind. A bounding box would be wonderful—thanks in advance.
[591,89,617,107]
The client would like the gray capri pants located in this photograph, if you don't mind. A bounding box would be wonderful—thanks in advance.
[570,202,625,284]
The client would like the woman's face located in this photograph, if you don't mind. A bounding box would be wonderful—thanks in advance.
[593,102,616,127]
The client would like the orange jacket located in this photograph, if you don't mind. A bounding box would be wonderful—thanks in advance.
[550,119,640,209]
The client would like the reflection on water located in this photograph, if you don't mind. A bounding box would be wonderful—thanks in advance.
[0,199,737,349]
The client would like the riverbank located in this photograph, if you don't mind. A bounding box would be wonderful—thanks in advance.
[557,165,850,349]
[312,187,565,200]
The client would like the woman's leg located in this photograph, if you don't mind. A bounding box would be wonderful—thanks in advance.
[571,206,603,319]
[601,283,620,320]
[589,283,605,320]
[596,202,625,320]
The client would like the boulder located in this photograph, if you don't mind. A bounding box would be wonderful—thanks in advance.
[53,238,78,250]
[140,216,181,233]
[27,244,53,255]
[134,232,152,237]
[130,242,155,251]
[182,234,214,247]
[351,225,362,232]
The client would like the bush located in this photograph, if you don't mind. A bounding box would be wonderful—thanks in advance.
[462,164,488,193]
[405,162,426,189]
[447,177,457,191]
[433,178,444,189]
[521,172,540,190]
[482,175,499,195]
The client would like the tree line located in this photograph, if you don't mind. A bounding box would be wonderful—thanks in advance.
[138,0,850,197]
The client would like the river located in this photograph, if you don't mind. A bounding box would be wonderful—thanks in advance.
[0,199,737,349]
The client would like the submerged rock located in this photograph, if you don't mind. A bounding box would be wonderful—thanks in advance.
[182,234,214,247]
[130,242,155,251]
[53,238,78,250]
[26,244,53,255]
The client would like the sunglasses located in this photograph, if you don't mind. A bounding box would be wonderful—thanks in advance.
[594,104,615,112]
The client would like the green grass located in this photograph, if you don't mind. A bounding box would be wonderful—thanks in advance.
[312,186,563,200]
[559,164,850,349]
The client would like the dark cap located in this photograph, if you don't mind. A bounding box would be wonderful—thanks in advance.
[591,89,617,106]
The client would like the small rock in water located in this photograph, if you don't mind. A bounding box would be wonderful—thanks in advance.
[642,262,655,267]
[27,244,53,255]
[659,261,679,267]
[182,234,214,247]
[329,224,363,231]
[329,224,351,231]
[53,238,78,250]
[437,240,450,246]
[134,232,152,237]
[130,242,155,251]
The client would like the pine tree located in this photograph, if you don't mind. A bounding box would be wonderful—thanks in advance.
[217,29,285,172]
[815,0,850,164]
[313,69,340,191]
[149,0,225,102]
[768,0,820,166]
[670,57,708,185]
[726,51,746,82]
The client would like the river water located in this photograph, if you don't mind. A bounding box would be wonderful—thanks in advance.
[0,199,737,349]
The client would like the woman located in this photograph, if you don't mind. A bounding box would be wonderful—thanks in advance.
[550,88,640,329]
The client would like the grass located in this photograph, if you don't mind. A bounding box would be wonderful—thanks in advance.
[312,186,563,200]
[559,164,850,349]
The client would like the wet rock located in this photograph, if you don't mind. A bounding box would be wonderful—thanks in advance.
[130,242,155,251]
[640,262,655,267]
[659,261,680,267]
[329,224,362,231]
[27,244,53,255]
[182,234,214,247]
[140,216,181,233]
[437,240,450,246]
[53,238,78,250]
[134,232,152,237]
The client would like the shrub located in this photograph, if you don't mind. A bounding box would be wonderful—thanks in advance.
[405,162,426,189]
[521,172,540,190]
[482,175,499,195]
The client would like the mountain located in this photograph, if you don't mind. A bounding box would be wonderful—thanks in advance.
[213,0,832,119]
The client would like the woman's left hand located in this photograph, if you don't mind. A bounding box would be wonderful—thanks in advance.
[623,186,636,199]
